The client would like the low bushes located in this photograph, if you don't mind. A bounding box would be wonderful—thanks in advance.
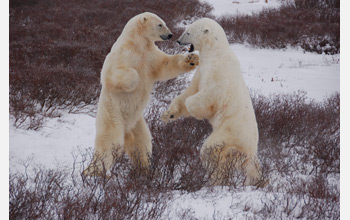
[218,2,339,54]
[10,91,340,219]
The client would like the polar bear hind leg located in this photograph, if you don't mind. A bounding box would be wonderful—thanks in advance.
[83,122,125,177]
[200,126,265,187]
[124,117,152,170]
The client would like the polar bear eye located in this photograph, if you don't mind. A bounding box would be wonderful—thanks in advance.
[158,24,163,27]
[186,32,190,35]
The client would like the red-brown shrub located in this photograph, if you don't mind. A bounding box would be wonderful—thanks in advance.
[217,3,339,54]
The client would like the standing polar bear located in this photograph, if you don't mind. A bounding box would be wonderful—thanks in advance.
[162,18,266,187]
[83,12,199,176]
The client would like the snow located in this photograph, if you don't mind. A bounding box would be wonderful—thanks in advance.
[9,113,96,173]
[167,188,267,218]
[234,44,339,101]
[202,0,282,17]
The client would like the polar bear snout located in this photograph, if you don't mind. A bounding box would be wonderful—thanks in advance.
[160,33,173,40]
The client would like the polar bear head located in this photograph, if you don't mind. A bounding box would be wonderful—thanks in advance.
[123,12,173,42]
[177,18,229,52]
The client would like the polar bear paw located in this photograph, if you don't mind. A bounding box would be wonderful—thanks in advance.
[82,164,110,178]
[184,53,199,69]
[161,103,180,122]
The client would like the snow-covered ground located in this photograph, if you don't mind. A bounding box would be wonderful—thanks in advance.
[235,44,339,101]
[9,113,96,173]
[167,187,268,219]
[203,0,282,16]
[9,0,342,218]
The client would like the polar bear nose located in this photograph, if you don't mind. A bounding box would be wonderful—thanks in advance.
[160,34,173,40]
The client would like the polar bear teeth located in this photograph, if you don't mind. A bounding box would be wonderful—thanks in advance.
[189,44,194,52]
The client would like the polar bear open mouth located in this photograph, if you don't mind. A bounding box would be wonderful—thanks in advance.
[188,44,194,52]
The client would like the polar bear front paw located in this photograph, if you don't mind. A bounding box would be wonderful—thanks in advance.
[184,53,199,69]
[161,104,180,122]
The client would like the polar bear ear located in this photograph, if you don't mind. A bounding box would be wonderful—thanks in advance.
[141,17,147,24]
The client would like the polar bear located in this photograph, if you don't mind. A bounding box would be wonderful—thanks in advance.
[162,18,266,187]
[83,12,199,176]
